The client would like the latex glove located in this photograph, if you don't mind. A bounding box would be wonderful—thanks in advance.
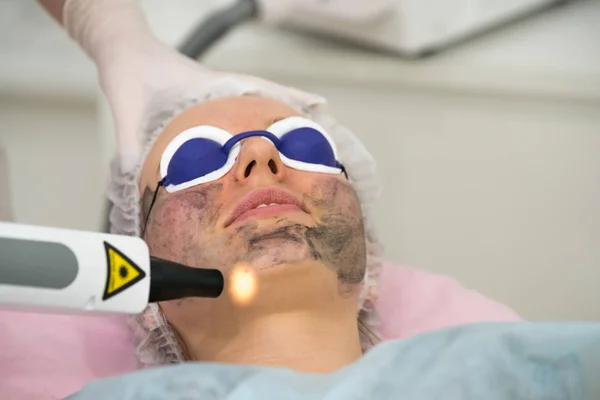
[63,0,325,173]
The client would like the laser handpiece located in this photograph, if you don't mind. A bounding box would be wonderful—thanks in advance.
[0,222,224,315]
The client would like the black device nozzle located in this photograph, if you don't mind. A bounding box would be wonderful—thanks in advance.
[148,257,224,302]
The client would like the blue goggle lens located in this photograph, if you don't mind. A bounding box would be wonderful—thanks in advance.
[160,117,342,192]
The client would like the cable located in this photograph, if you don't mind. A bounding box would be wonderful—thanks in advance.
[178,0,260,59]
[102,196,112,233]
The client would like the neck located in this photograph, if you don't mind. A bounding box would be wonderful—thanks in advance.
[188,307,362,373]
[166,261,364,373]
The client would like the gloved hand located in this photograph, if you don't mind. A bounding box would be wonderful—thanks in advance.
[63,0,325,173]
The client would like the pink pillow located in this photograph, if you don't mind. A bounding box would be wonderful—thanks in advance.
[376,262,520,341]
[0,313,137,399]
[0,262,519,399]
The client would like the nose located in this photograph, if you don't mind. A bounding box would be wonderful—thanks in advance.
[234,137,286,183]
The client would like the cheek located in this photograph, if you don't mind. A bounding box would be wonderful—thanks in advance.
[146,192,221,261]
[154,196,204,229]
[289,171,360,210]
[309,175,363,219]
[336,184,362,218]
[147,197,200,255]
[305,176,367,283]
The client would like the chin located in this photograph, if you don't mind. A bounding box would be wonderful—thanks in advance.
[233,259,343,311]
[245,248,308,271]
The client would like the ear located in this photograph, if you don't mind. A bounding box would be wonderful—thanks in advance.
[0,146,14,221]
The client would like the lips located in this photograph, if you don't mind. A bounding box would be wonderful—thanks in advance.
[226,188,305,226]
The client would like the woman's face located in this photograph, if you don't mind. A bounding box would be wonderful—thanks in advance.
[138,96,366,338]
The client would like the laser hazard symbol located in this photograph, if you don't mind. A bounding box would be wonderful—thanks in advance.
[102,241,146,300]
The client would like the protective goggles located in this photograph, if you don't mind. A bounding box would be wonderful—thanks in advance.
[159,116,345,193]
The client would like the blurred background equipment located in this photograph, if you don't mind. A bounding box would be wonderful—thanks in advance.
[179,0,570,59]
[0,147,14,222]
[1,0,599,321]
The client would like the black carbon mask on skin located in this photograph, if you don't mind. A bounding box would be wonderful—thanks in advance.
[141,184,223,233]
[141,177,366,287]
[235,179,367,285]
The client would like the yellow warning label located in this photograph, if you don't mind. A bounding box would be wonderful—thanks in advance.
[102,241,146,300]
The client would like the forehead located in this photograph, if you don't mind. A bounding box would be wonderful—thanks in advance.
[139,96,302,191]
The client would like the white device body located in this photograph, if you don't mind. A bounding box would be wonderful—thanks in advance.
[261,0,564,56]
[0,222,150,315]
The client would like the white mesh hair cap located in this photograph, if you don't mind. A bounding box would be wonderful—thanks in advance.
[107,76,383,367]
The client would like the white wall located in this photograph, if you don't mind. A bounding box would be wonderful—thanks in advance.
[0,97,105,231]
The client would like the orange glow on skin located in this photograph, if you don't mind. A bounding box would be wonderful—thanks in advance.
[229,264,257,305]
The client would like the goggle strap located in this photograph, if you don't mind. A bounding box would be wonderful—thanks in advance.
[340,164,349,180]
[141,179,164,239]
